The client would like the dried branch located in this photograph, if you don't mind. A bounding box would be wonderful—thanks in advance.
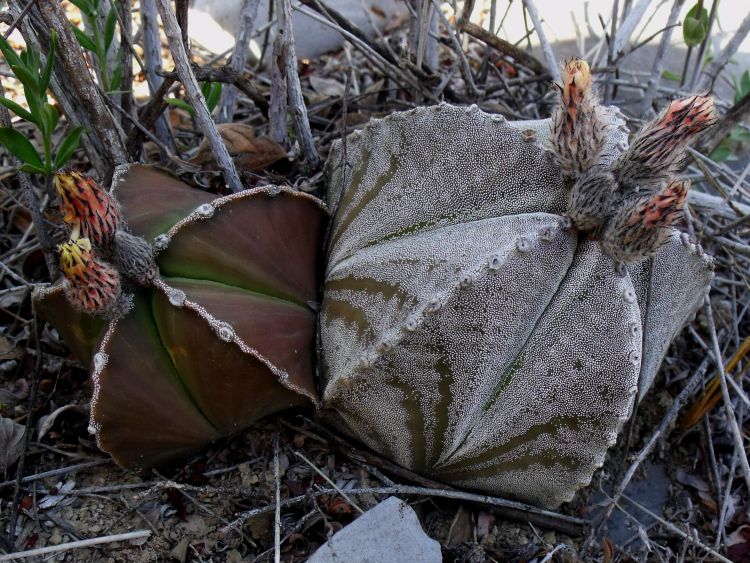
[688,0,719,91]
[140,0,175,152]
[594,356,709,533]
[160,66,269,117]
[268,30,289,147]
[640,0,685,114]
[521,0,560,82]
[273,428,281,563]
[155,0,243,192]
[696,90,750,156]
[276,0,320,168]
[0,531,151,561]
[125,77,176,158]
[460,21,547,76]
[704,297,750,495]
[432,0,481,99]
[608,0,654,60]
[117,0,133,135]
[217,0,261,123]
[698,10,750,92]
[224,485,588,537]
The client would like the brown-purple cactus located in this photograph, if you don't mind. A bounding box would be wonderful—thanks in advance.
[35,165,327,470]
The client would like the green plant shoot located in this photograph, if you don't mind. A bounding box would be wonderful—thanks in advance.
[0,31,83,175]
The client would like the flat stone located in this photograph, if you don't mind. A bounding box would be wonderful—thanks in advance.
[308,497,442,563]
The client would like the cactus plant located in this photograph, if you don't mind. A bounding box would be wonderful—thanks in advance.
[319,92,714,507]
[34,165,327,470]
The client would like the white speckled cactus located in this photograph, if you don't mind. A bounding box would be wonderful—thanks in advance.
[319,102,714,507]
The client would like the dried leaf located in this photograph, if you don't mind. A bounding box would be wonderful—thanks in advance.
[676,468,710,492]
[0,286,29,308]
[0,335,22,360]
[446,505,473,545]
[476,511,495,540]
[309,76,346,98]
[39,480,76,509]
[602,538,613,563]
[190,123,287,171]
[0,416,25,475]
[37,403,89,441]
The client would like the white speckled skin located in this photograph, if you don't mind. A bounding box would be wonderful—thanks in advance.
[320,103,713,507]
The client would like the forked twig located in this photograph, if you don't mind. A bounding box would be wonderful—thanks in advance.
[154,0,242,192]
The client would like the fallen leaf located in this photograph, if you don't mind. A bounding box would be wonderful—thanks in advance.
[37,404,88,441]
[309,76,346,98]
[0,336,22,360]
[0,416,25,475]
[602,538,613,563]
[676,468,710,492]
[476,510,495,540]
[446,504,473,545]
[190,123,287,171]
[0,286,29,308]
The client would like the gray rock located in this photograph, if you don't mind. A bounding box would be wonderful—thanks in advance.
[189,0,407,61]
[307,497,442,563]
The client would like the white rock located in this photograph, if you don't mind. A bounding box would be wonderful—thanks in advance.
[189,0,407,61]
[307,497,442,563]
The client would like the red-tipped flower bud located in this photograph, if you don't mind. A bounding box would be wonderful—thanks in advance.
[601,179,688,264]
[550,58,609,177]
[615,96,716,189]
[59,238,122,315]
[54,170,121,246]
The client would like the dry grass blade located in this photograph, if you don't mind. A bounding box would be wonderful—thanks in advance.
[682,336,750,429]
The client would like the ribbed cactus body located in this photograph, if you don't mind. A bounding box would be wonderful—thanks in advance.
[35,165,327,470]
[320,103,713,507]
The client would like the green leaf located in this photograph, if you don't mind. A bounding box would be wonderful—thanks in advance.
[72,27,98,52]
[205,83,223,114]
[41,104,59,136]
[661,69,682,81]
[683,3,708,47]
[0,128,44,168]
[69,0,95,17]
[40,30,57,94]
[737,70,750,102]
[0,96,36,123]
[165,97,195,117]
[0,35,23,68]
[19,163,47,174]
[104,9,118,52]
[709,140,732,162]
[10,64,40,97]
[54,126,83,169]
